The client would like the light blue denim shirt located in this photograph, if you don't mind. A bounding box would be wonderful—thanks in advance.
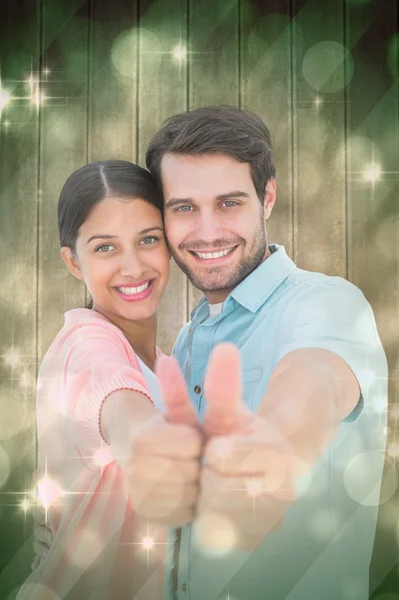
[168,244,387,600]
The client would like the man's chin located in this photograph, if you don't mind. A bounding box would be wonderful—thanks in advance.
[189,275,236,294]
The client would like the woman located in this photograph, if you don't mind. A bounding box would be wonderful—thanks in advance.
[17,160,181,600]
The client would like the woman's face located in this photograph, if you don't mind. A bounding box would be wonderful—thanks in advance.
[62,196,170,324]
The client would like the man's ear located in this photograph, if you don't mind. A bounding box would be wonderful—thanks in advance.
[61,247,83,281]
[263,178,276,220]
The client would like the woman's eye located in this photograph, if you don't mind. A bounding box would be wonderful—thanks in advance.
[95,244,114,253]
[140,236,159,245]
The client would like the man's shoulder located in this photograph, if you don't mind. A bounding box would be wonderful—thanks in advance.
[282,268,366,306]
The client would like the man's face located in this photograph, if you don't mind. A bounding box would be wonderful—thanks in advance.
[161,153,276,303]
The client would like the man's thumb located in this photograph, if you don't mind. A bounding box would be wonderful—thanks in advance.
[203,343,251,437]
[156,354,198,426]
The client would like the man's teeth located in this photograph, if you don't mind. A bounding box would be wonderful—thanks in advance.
[116,282,150,295]
[194,248,235,260]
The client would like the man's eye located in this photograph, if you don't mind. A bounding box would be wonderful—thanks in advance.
[176,205,192,212]
[95,244,114,253]
[223,201,239,207]
[140,236,159,245]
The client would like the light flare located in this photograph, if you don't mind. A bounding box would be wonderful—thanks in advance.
[142,536,154,550]
[363,163,381,183]
[173,45,187,61]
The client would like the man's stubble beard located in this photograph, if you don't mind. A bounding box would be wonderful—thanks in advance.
[170,219,268,293]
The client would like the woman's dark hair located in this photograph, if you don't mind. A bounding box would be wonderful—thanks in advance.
[58,160,162,309]
[145,105,276,204]
[58,160,162,252]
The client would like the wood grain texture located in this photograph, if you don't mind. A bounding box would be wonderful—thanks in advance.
[0,0,41,592]
[89,0,138,162]
[240,0,293,256]
[344,1,399,596]
[37,0,89,360]
[291,0,347,275]
[138,0,189,354]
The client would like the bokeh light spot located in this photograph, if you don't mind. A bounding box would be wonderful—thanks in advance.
[302,41,354,93]
[310,508,341,541]
[68,529,102,569]
[194,511,238,555]
[111,28,162,80]
[344,452,397,506]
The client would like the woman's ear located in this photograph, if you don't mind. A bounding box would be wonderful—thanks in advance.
[61,247,83,281]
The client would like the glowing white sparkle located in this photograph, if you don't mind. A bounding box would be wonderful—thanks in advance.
[3,120,10,128]
[93,446,113,467]
[142,536,154,550]
[373,395,386,412]
[388,443,399,458]
[0,86,11,113]
[21,498,30,512]
[4,348,21,367]
[26,74,37,88]
[314,96,323,108]
[43,68,51,76]
[363,163,381,183]
[20,371,33,388]
[246,479,263,497]
[37,475,64,509]
[31,88,46,107]
[173,45,187,61]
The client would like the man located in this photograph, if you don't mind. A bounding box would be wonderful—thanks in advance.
[34,106,387,600]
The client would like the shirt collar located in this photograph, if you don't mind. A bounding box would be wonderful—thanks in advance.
[190,244,297,319]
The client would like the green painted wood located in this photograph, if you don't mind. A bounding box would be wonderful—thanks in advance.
[343,1,399,596]
[37,0,90,360]
[291,0,347,276]
[0,1,41,594]
[240,0,293,257]
[89,0,139,162]
[138,0,188,355]
[188,0,240,310]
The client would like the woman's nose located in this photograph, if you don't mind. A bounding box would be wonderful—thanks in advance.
[119,251,145,279]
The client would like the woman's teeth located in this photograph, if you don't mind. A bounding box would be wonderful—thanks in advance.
[193,248,235,260]
[116,282,150,295]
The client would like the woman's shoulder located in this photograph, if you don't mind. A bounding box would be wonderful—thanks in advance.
[60,309,132,351]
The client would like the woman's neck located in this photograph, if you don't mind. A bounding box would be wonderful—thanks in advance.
[92,306,158,369]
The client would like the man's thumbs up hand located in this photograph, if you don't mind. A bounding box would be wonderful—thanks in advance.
[196,343,296,550]
[129,355,202,527]
[202,343,252,437]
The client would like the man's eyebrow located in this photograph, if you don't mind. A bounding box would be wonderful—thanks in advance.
[165,197,195,209]
[165,191,250,209]
[216,191,250,201]
[86,226,163,244]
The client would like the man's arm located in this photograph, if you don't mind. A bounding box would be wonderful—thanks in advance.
[259,347,360,468]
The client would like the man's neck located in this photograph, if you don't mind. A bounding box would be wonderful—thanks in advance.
[204,245,272,305]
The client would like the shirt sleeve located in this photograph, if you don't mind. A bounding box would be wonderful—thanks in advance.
[63,323,153,470]
[275,281,388,420]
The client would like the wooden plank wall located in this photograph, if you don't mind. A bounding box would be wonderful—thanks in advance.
[0,0,397,597]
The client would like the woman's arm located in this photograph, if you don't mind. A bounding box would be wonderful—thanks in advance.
[100,388,158,473]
